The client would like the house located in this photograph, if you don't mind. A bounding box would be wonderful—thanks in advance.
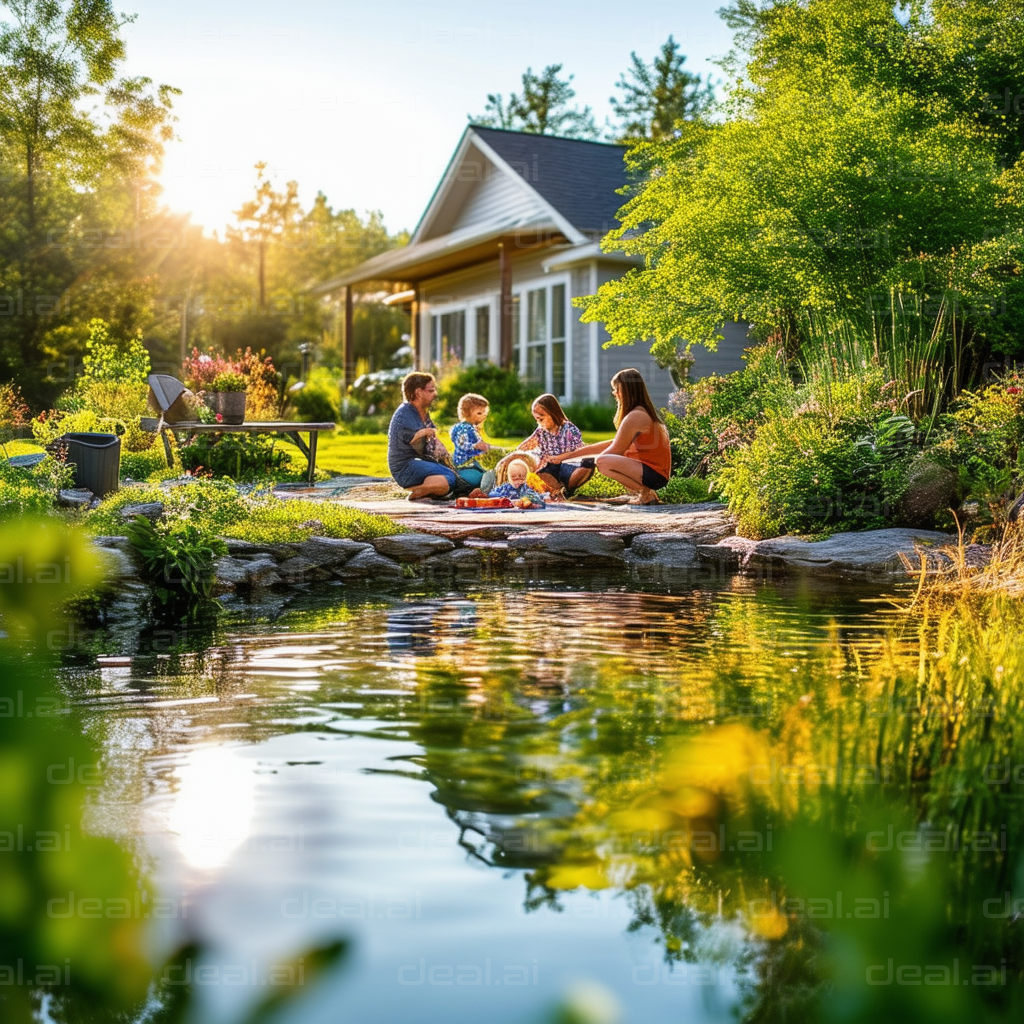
[314,125,749,407]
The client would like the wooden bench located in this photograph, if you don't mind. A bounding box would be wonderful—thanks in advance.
[142,419,335,484]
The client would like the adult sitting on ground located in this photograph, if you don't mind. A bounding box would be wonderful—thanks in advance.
[387,372,457,501]
[519,393,593,499]
[544,368,671,505]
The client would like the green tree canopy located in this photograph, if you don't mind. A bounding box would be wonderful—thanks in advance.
[581,0,1024,367]
[470,63,598,139]
[609,35,713,142]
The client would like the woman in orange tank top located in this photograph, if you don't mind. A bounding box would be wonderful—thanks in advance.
[544,368,671,505]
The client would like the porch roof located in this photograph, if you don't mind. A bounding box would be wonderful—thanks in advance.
[311,215,566,294]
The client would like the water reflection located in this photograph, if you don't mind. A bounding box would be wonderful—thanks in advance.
[57,573,1020,1022]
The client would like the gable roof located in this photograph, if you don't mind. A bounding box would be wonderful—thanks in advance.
[314,126,630,292]
[467,127,628,237]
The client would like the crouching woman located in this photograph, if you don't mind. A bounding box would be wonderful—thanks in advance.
[544,368,670,505]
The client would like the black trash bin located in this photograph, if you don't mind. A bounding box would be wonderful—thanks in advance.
[58,433,120,497]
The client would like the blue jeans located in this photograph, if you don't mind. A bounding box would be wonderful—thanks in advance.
[393,459,458,491]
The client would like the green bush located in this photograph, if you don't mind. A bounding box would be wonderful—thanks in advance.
[666,344,793,476]
[658,475,716,504]
[573,473,628,500]
[337,414,390,435]
[715,412,916,538]
[435,365,534,436]
[120,447,169,481]
[928,372,1024,503]
[563,401,615,432]
[292,366,342,422]
[347,368,404,417]
[179,432,292,481]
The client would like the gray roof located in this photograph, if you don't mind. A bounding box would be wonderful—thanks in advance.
[470,126,629,237]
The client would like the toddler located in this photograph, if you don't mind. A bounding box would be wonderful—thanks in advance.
[488,458,546,507]
[449,393,490,488]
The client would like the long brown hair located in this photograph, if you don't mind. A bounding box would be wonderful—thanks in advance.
[611,368,663,428]
[531,393,567,429]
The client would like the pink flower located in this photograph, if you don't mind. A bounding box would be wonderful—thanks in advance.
[215,413,224,422]
[1008,387,1021,395]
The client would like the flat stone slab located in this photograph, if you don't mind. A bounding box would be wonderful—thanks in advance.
[338,549,405,579]
[625,532,701,569]
[508,530,626,560]
[745,528,955,578]
[371,533,455,563]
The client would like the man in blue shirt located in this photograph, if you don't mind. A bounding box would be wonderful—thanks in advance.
[387,372,458,501]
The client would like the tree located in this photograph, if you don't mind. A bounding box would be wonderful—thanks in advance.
[581,0,1024,368]
[0,0,177,402]
[609,36,713,142]
[470,64,598,139]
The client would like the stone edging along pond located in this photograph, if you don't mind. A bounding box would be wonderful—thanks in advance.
[90,502,986,598]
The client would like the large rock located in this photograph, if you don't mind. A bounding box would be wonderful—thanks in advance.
[298,536,372,567]
[625,532,700,569]
[276,555,334,584]
[423,548,484,573]
[93,535,131,552]
[58,488,94,508]
[214,555,281,589]
[899,458,958,527]
[508,530,626,561]
[746,528,955,578]
[371,533,455,563]
[94,545,137,580]
[338,549,405,579]
[224,538,291,559]
[697,536,758,571]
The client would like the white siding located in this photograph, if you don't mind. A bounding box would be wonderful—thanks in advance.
[446,165,546,235]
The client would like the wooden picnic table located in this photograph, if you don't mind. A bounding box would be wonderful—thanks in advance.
[143,419,335,484]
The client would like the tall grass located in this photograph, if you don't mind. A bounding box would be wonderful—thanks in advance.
[797,289,968,424]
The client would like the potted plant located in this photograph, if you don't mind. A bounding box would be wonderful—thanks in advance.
[203,372,247,424]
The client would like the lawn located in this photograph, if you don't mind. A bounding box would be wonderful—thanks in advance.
[313,431,615,477]
[3,431,616,480]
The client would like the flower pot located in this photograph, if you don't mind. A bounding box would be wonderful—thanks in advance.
[204,391,246,424]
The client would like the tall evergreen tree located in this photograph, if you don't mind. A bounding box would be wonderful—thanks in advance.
[610,36,713,142]
[471,64,598,139]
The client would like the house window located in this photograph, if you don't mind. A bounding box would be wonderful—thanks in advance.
[431,311,465,365]
[515,280,569,399]
[475,305,490,364]
[511,294,521,370]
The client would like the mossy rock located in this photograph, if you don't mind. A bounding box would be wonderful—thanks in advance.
[899,457,958,527]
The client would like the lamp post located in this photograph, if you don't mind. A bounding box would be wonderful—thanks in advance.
[298,342,313,381]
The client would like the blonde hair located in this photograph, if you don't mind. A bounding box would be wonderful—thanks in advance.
[506,458,530,478]
[457,392,489,420]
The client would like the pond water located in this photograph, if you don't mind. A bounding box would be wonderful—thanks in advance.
[63,573,911,1023]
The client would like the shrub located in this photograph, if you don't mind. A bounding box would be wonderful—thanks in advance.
[292,366,342,422]
[182,347,283,421]
[178,432,292,481]
[0,382,30,443]
[665,344,793,476]
[563,401,615,432]
[338,414,390,435]
[87,485,166,534]
[347,368,404,417]
[715,412,915,538]
[435,365,534,436]
[573,473,628,500]
[120,447,170,481]
[658,475,716,504]
[928,372,1024,502]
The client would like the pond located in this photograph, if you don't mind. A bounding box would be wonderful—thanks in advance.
[52,570,945,1024]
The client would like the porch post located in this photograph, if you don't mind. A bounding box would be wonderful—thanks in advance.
[410,286,422,369]
[499,242,513,369]
[343,285,355,386]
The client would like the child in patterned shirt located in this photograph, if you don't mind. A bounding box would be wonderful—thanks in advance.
[449,393,491,488]
[488,458,546,507]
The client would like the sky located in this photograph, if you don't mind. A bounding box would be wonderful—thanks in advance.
[119,0,738,236]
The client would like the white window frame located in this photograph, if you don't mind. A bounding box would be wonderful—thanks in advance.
[426,295,498,367]
[512,273,572,402]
